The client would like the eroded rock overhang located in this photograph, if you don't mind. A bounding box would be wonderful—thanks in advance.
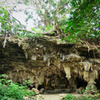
[0,36,100,93]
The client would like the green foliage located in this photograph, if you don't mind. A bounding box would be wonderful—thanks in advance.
[25,33,34,37]
[82,89,85,94]
[25,14,33,23]
[17,32,41,38]
[0,74,36,100]
[98,89,100,92]
[23,79,32,87]
[45,25,54,32]
[26,33,40,38]
[0,6,25,36]
[0,7,11,34]
[64,0,100,43]
[78,96,98,100]
[0,0,100,42]
[62,94,76,100]
[62,93,98,100]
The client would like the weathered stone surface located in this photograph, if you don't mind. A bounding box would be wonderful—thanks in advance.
[75,87,84,94]
[84,84,98,95]
[0,36,100,93]
[32,88,39,95]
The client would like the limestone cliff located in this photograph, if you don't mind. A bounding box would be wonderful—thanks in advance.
[0,36,100,94]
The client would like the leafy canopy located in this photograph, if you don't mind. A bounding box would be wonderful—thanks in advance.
[0,0,100,43]
[65,0,100,43]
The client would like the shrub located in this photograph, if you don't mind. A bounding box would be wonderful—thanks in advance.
[0,74,36,100]
[62,93,98,100]
[62,94,76,100]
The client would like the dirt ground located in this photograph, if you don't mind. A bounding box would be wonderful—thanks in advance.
[24,93,100,100]
[37,93,82,100]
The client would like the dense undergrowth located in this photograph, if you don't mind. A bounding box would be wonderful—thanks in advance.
[62,94,98,100]
[0,74,100,100]
[0,74,36,100]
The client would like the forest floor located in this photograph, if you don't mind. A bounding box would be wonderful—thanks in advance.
[24,93,81,100]
[35,93,100,100]
[36,93,84,100]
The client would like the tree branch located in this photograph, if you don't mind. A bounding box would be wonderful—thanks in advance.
[5,21,14,27]
[18,29,56,35]
[57,0,70,10]
[0,6,25,29]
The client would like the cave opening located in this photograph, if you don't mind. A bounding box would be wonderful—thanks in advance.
[95,74,100,90]
[37,71,69,94]
[76,77,87,89]
[38,85,44,90]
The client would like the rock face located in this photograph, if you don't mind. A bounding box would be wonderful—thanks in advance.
[0,36,100,93]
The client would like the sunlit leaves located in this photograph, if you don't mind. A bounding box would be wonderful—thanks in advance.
[0,0,100,42]
[0,6,24,35]
[63,0,100,43]
[0,10,3,14]
[0,7,11,33]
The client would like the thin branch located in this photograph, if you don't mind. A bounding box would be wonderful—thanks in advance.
[52,0,70,14]
[58,11,68,22]
[57,0,70,10]
[0,6,25,30]
[5,21,14,27]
